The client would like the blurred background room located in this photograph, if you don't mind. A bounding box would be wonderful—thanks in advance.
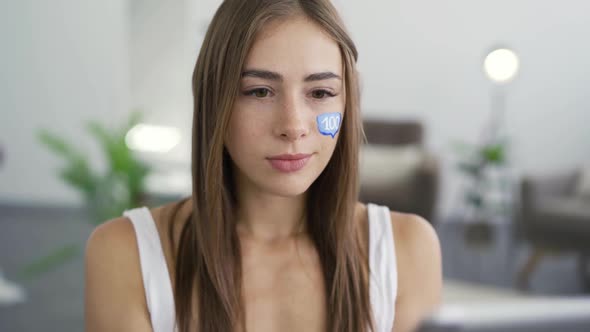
[1,0,589,331]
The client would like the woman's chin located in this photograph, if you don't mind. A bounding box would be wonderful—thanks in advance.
[258,177,315,198]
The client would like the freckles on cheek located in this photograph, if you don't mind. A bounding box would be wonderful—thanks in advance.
[234,112,267,143]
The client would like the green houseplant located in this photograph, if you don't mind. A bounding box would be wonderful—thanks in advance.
[453,139,509,221]
[16,111,151,282]
[451,137,512,246]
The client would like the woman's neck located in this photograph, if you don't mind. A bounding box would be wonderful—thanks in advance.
[234,189,308,243]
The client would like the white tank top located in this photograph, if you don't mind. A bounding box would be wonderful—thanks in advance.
[123,203,397,332]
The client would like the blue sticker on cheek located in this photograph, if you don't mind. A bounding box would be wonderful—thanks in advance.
[317,112,342,138]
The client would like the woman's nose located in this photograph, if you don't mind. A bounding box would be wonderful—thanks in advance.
[273,95,310,141]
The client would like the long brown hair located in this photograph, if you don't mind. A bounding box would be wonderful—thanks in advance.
[168,0,371,330]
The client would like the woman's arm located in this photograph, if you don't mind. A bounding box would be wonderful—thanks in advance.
[85,217,154,332]
[391,213,442,332]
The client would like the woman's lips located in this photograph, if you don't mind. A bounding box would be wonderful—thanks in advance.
[267,154,312,173]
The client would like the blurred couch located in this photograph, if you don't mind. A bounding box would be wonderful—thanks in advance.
[516,166,590,290]
[359,119,439,223]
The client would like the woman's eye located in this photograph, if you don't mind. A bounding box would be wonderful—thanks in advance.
[245,88,272,98]
[311,89,336,99]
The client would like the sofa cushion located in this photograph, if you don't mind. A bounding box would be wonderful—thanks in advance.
[359,144,424,188]
[537,197,590,219]
[535,197,590,233]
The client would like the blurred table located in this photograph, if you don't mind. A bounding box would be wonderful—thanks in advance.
[437,216,518,287]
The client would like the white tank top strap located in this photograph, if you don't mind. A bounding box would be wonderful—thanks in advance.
[123,207,177,332]
[367,203,398,332]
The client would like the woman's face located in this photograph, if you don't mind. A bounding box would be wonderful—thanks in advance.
[225,16,345,198]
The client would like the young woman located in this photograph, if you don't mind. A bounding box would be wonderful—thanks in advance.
[84,1,442,331]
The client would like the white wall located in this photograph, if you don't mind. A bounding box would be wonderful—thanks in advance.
[3,0,589,218]
[128,0,194,166]
[0,0,131,205]
[334,0,590,218]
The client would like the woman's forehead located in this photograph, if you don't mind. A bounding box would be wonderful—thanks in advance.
[243,16,343,79]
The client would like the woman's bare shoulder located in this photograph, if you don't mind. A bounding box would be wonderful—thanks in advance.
[353,202,438,251]
[389,211,442,332]
[84,199,190,331]
[390,212,440,265]
[85,201,175,258]
[85,215,141,277]
[354,203,439,264]
[84,215,152,331]
[389,211,438,247]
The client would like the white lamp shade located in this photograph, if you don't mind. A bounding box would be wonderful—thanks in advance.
[483,48,520,84]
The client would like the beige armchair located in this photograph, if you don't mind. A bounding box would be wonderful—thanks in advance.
[359,120,439,223]
[516,167,590,291]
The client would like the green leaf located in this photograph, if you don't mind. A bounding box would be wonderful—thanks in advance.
[481,143,506,164]
[58,159,98,195]
[37,130,80,161]
[38,129,98,195]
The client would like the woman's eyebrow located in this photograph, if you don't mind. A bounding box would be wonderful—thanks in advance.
[304,72,341,82]
[242,69,283,81]
[241,69,341,82]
